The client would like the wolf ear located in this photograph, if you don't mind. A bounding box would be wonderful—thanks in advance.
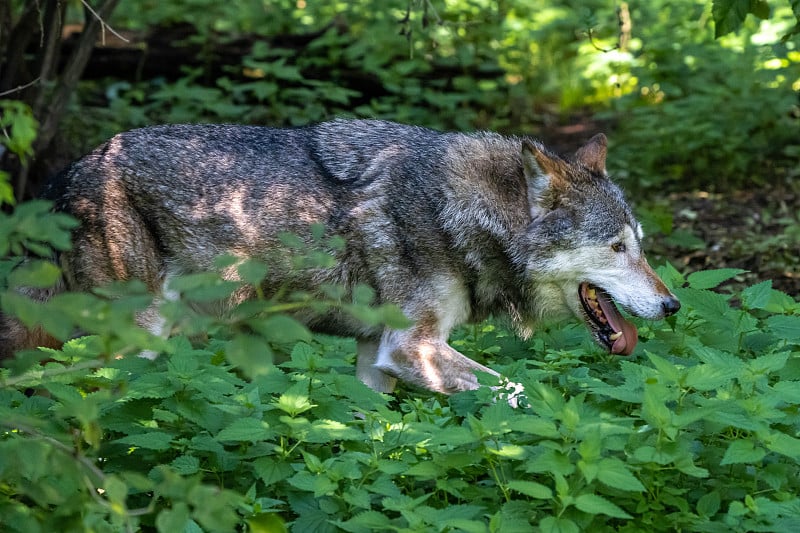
[521,139,567,216]
[575,133,607,174]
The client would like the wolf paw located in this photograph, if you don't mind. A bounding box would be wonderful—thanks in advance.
[492,379,528,409]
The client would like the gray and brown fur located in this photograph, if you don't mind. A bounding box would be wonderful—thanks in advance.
[1,119,679,393]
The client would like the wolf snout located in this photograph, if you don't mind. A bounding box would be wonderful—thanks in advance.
[661,295,681,317]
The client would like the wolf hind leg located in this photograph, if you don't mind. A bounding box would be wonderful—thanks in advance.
[137,302,168,360]
[356,339,398,393]
[135,271,182,359]
[0,275,67,359]
[375,329,500,394]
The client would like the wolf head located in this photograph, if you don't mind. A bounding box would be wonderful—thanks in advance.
[521,134,680,355]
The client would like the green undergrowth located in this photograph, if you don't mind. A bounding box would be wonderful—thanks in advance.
[2,238,800,532]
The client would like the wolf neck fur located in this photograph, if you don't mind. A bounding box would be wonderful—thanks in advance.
[436,133,538,332]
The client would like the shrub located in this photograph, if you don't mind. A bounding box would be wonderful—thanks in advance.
[2,237,799,532]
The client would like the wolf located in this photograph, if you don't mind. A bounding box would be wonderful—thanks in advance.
[0,119,679,394]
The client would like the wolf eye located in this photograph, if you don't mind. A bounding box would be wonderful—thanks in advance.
[611,242,626,253]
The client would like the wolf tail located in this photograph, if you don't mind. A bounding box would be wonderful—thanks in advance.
[0,278,66,360]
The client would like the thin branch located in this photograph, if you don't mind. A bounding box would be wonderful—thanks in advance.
[0,77,41,97]
[79,0,129,45]
[30,0,122,162]
[586,27,618,53]
[585,3,632,54]
[5,420,153,530]
[0,1,40,93]
[5,420,107,483]
[32,0,67,117]
[1,358,105,388]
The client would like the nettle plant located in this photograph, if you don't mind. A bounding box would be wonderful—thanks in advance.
[1,217,799,533]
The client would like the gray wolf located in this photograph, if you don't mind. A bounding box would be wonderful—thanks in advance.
[0,119,680,394]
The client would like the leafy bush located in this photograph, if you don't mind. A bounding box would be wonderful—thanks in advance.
[0,100,38,205]
[602,3,800,192]
[59,0,799,194]
[2,248,799,533]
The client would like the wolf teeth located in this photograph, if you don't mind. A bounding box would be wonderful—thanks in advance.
[609,332,622,340]
[587,287,597,299]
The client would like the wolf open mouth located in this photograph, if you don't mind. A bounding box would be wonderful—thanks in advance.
[578,282,637,355]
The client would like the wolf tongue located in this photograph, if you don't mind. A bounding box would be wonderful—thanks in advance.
[597,292,638,355]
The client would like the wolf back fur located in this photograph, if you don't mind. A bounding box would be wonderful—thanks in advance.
[0,119,679,393]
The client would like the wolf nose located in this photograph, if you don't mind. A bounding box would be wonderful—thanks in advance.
[662,296,681,316]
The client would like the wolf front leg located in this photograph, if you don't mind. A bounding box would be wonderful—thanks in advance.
[356,339,398,393]
[372,329,500,394]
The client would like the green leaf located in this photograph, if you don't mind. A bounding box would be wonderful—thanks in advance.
[237,258,269,285]
[763,432,800,461]
[642,383,674,433]
[741,280,772,310]
[156,502,191,533]
[0,100,38,162]
[697,491,721,517]
[253,458,294,486]
[273,391,316,417]
[673,287,731,319]
[343,486,372,510]
[376,303,413,329]
[216,418,273,443]
[247,314,312,345]
[0,176,14,207]
[749,0,770,19]
[487,443,527,459]
[596,457,645,492]
[656,262,686,289]
[674,455,710,478]
[170,455,201,475]
[748,351,789,375]
[694,346,747,373]
[438,519,487,533]
[248,513,288,533]
[507,480,553,499]
[127,373,174,399]
[287,471,337,497]
[514,415,560,438]
[686,268,746,289]
[539,516,579,533]
[713,0,750,37]
[646,352,683,383]
[574,493,632,519]
[0,291,73,341]
[633,445,678,465]
[168,272,241,302]
[772,381,800,404]
[103,475,129,507]
[352,284,375,305]
[765,315,800,342]
[684,361,739,391]
[226,334,274,378]
[404,460,442,478]
[116,432,173,451]
[337,511,392,532]
[427,425,477,448]
[7,260,61,288]
[306,419,364,443]
[721,439,766,465]
[282,342,349,370]
[526,449,575,476]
